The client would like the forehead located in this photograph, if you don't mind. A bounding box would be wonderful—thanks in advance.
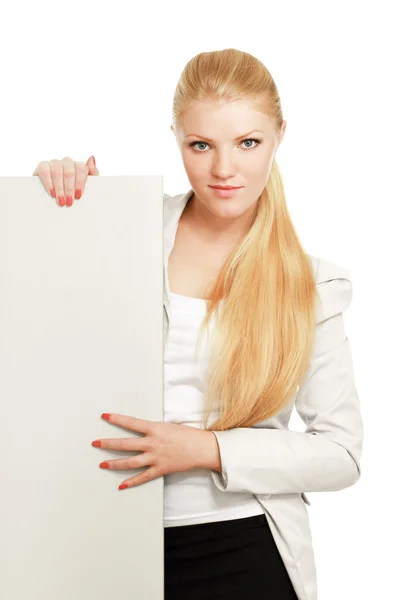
[178,98,274,135]
[184,97,264,117]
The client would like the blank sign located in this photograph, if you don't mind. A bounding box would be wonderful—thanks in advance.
[0,176,164,599]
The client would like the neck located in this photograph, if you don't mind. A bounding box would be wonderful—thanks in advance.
[182,193,257,244]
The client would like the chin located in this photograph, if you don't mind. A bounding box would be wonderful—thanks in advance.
[213,204,245,215]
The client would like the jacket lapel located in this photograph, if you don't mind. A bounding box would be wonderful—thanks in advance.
[163,189,194,346]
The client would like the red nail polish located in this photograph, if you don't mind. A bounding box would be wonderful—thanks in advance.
[50,188,56,198]
[58,196,65,206]
[92,440,102,447]
[100,461,109,469]
[102,413,111,420]
[119,483,128,490]
[75,189,81,200]
[66,196,73,207]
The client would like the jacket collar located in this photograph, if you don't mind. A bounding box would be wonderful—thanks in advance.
[164,188,194,249]
[163,188,194,300]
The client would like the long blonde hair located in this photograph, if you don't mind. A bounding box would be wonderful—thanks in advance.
[172,48,320,431]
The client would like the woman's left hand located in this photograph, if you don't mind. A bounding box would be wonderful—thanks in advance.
[91,413,221,490]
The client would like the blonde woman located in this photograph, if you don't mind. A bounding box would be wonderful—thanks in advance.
[32,48,364,600]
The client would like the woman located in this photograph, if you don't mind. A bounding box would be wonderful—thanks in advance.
[32,48,364,600]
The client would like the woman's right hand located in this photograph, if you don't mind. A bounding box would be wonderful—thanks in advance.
[32,155,100,207]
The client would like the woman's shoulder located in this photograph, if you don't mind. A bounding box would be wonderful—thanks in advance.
[310,254,353,323]
[307,254,351,284]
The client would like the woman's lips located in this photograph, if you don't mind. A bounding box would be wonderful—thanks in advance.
[209,186,243,198]
[209,185,242,189]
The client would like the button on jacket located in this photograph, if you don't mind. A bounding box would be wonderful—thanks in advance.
[163,189,364,600]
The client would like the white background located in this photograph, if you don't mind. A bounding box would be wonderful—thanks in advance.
[1,1,398,598]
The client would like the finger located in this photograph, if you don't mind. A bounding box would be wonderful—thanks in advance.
[61,157,76,207]
[119,466,159,489]
[49,159,66,207]
[99,452,151,470]
[73,161,89,200]
[92,436,148,452]
[84,155,99,198]
[102,412,154,434]
[33,161,57,201]
[87,155,99,176]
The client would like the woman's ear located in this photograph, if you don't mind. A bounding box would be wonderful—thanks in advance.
[170,124,181,148]
[280,120,287,141]
[277,120,287,148]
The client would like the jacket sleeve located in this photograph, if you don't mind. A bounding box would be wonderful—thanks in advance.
[209,256,364,495]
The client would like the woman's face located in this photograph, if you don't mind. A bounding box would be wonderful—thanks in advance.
[172,97,286,223]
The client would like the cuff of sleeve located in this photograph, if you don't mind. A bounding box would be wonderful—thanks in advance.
[209,430,229,491]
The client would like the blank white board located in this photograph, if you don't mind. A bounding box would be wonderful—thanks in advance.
[0,176,164,599]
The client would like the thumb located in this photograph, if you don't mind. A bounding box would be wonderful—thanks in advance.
[87,155,99,175]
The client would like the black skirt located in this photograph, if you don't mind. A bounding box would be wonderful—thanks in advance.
[164,513,299,599]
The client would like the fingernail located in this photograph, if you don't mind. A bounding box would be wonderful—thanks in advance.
[58,196,65,207]
[66,196,73,207]
[75,189,82,200]
[50,188,56,198]
[101,413,111,420]
[99,462,109,469]
[119,484,128,490]
[92,156,96,166]
[92,440,102,447]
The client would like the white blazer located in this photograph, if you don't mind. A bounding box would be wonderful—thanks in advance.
[163,189,364,600]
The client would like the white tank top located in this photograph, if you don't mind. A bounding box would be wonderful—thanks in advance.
[163,290,264,528]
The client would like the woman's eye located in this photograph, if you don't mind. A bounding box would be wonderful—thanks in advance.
[189,138,261,152]
[241,138,260,149]
[190,141,209,151]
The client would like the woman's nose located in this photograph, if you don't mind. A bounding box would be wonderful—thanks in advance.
[212,155,236,179]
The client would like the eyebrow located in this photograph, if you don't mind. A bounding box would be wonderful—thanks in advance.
[184,129,264,142]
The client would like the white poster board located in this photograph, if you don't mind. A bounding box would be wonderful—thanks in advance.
[0,176,164,599]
